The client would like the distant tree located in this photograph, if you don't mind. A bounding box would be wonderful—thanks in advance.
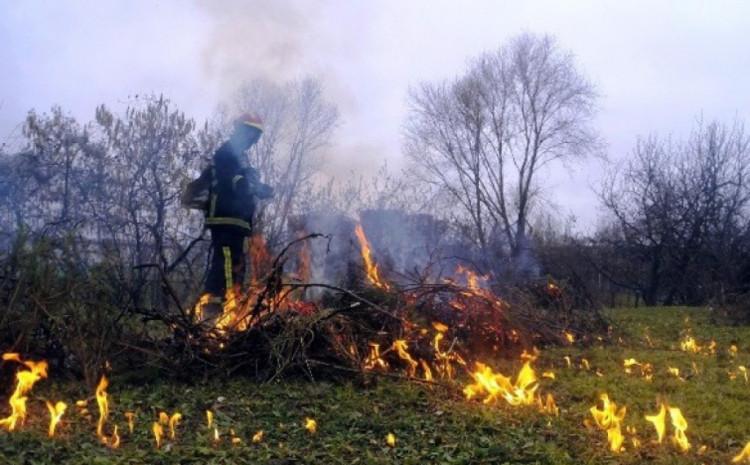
[597,119,750,305]
[405,33,599,275]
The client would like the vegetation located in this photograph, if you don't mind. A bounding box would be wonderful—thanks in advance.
[1,307,748,464]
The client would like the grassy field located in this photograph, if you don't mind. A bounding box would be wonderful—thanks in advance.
[1,307,750,464]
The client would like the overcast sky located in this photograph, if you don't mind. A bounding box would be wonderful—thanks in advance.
[1,0,749,230]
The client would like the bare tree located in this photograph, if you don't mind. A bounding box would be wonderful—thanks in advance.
[598,119,750,305]
[405,33,599,274]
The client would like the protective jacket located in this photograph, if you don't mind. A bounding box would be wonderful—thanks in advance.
[182,142,272,236]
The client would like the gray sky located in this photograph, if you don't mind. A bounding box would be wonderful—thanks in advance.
[2,0,749,231]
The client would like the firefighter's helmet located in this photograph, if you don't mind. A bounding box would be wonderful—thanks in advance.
[234,114,264,133]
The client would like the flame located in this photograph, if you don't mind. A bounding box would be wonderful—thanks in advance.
[45,401,67,437]
[537,393,559,416]
[564,331,575,344]
[581,358,590,370]
[730,344,739,357]
[464,361,539,407]
[623,358,639,374]
[95,375,109,442]
[364,343,388,371]
[110,425,120,449]
[680,335,700,353]
[230,428,241,445]
[733,442,750,463]
[252,430,264,443]
[589,394,626,453]
[169,412,182,439]
[0,353,49,431]
[213,427,220,443]
[305,417,317,434]
[152,422,163,449]
[386,432,396,447]
[420,360,433,381]
[564,356,571,368]
[669,407,690,452]
[645,403,666,443]
[354,224,390,290]
[432,330,465,380]
[392,340,418,377]
[206,410,213,429]
[125,411,135,434]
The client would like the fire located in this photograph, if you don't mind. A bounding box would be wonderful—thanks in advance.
[110,425,120,448]
[669,407,690,452]
[125,411,135,433]
[564,331,575,344]
[432,329,465,380]
[305,417,317,434]
[354,224,390,290]
[537,393,559,416]
[733,442,750,463]
[252,430,264,443]
[169,412,182,439]
[645,403,666,443]
[392,340,418,377]
[206,410,213,429]
[45,401,67,437]
[420,359,433,381]
[589,394,626,453]
[0,353,49,431]
[386,432,396,447]
[364,343,388,371]
[680,335,700,353]
[464,361,539,407]
[95,375,109,442]
[152,422,163,448]
[623,358,639,374]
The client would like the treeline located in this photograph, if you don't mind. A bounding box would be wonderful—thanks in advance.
[1,34,749,377]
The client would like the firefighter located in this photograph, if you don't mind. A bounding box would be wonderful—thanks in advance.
[182,114,273,321]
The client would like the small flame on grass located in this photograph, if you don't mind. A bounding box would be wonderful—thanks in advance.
[46,401,66,437]
[124,411,135,434]
[386,432,396,447]
[305,417,317,434]
[169,412,182,439]
[95,375,109,443]
[733,442,750,463]
[589,393,626,453]
[669,407,690,452]
[563,356,571,368]
[564,331,575,344]
[0,353,49,431]
[152,422,163,449]
[680,335,700,353]
[206,410,213,429]
[252,430,264,443]
[645,403,666,443]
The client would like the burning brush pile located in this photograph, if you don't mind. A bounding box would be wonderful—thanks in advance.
[144,219,601,385]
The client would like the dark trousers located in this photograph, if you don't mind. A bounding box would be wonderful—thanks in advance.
[205,227,247,298]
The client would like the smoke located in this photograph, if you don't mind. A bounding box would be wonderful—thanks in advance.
[195,0,390,180]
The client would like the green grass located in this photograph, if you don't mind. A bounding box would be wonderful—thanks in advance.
[1,307,750,464]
